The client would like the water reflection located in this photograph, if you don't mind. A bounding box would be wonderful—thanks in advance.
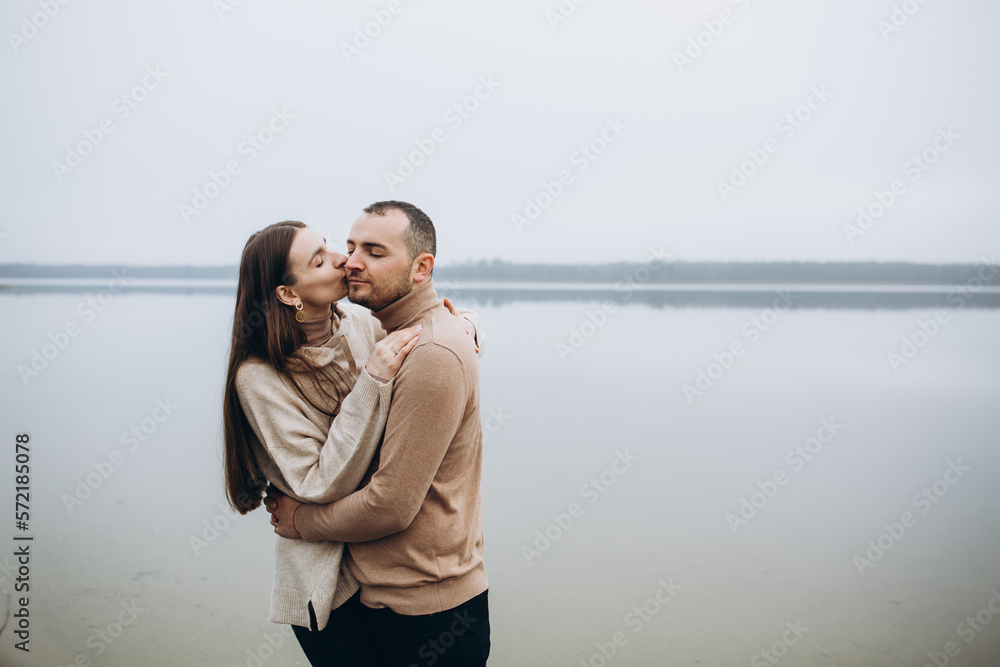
[0,289,997,666]
[3,281,999,309]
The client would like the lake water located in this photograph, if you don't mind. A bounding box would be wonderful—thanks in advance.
[1,284,998,666]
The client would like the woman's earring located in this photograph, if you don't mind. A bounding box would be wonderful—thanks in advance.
[294,301,306,322]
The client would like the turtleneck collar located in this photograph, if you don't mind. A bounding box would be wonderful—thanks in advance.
[298,304,336,347]
[372,279,439,333]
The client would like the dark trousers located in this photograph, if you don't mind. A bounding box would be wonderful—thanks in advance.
[292,591,379,666]
[293,589,490,667]
[369,589,490,667]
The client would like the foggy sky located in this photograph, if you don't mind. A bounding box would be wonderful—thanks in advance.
[2,0,998,267]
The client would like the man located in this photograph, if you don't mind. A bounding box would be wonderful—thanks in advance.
[266,201,490,666]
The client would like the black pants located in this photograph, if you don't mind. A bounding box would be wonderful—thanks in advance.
[293,591,379,666]
[293,589,490,667]
[368,589,490,666]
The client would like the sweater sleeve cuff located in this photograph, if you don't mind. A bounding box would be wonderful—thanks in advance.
[359,367,394,392]
[362,367,393,387]
[367,371,391,385]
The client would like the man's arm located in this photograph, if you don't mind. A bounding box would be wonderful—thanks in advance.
[294,343,468,542]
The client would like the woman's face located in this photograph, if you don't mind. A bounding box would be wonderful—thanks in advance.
[284,226,348,310]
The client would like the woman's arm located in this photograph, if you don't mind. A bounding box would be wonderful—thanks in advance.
[236,363,390,506]
[234,328,419,506]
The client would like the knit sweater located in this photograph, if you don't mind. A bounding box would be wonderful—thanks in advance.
[295,279,489,616]
[234,298,481,630]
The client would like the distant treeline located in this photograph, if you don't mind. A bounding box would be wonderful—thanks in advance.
[437,259,995,284]
[0,259,995,284]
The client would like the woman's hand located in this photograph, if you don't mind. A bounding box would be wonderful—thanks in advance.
[265,484,303,539]
[443,298,479,353]
[365,324,421,381]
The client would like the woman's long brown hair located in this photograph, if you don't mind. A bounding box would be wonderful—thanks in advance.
[222,221,355,514]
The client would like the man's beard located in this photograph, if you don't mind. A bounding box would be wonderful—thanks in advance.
[348,267,413,311]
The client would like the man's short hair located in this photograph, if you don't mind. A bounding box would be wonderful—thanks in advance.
[364,201,436,270]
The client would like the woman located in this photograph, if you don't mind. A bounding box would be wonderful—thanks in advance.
[221,220,480,664]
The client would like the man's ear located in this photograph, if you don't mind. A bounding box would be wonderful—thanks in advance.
[275,284,300,307]
[411,253,434,283]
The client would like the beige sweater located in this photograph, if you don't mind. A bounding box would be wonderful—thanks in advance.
[295,279,489,616]
[235,298,480,630]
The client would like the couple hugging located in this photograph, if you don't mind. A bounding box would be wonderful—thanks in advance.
[222,201,490,666]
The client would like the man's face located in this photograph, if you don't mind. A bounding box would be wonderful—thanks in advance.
[344,209,414,311]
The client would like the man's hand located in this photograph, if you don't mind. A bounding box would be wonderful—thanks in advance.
[443,298,479,353]
[264,483,303,539]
